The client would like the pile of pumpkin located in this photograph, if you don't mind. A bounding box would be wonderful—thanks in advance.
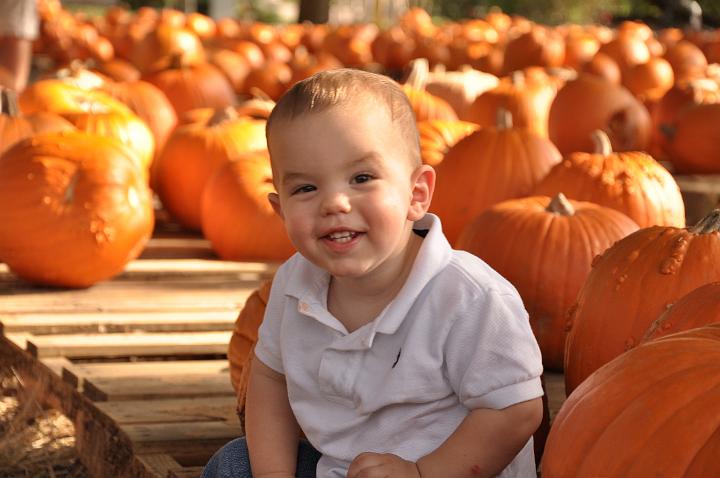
[1,3,720,474]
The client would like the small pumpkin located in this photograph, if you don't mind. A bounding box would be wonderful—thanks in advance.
[0,88,75,157]
[155,107,267,230]
[548,73,651,154]
[417,119,479,166]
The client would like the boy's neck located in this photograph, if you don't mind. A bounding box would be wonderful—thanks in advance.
[327,231,423,334]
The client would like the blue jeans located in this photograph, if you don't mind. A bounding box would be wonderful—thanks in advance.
[201,437,321,478]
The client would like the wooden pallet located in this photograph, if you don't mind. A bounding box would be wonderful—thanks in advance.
[1,240,277,478]
[0,222,569,477]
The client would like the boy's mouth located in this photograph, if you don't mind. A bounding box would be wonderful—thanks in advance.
[324,231,359,243]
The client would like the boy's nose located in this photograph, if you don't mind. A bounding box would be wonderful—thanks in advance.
[320,191,351,215]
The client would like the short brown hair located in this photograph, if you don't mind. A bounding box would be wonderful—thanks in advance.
[266,68,421,166]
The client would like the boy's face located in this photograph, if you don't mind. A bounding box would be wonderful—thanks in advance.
[267,99,434,279]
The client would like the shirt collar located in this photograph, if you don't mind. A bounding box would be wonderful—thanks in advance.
[283,213,452,343]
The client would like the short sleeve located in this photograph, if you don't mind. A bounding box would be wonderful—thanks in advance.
[444,289,543,410]
[253,264,289,374]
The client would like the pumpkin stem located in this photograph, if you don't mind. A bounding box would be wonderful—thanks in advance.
[406,58,429,91]
[63,170,80,204]
[0,88,19,116]
[208,106,239,126]
[591,130,613,155]
[690,209,720,234]
[249,87,273,102]
[510,70,525,87]
[546,193,575,216]
[496,108,513,129]
[659,123,676,140]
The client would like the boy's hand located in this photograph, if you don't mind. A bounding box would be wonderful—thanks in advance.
[347,452,421,478]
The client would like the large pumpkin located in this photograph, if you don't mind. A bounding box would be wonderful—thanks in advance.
[543,324,720,478]
[201,152,294,261]
[643,282,720,342]
[564,209,720,393]
[532,130,685,228]
[431,110,562,244]
[548,73,651,154]
[457,194,639,370]
[155,108,267,230]
[0,131,154,287]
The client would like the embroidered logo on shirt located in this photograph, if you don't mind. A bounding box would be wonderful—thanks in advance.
[391,347,402,368]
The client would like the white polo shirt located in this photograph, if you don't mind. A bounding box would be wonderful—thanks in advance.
[255,213,543,478]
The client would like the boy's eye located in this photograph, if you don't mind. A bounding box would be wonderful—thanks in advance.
[353,174,373,184]
[292,185,316,195]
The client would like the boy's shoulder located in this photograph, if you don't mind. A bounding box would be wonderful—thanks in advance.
[431,249,522,301]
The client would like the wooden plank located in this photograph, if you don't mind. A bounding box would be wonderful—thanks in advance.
[139,238,217,260]
[125,421,240,455]
[136,453,184,478]
[3,332,32,351]
[25,331,232,359]
[545,372,566,422]
[168,467,204,478]
[673,174,720,195]
[95,396,238,424]
[83,372,235,401]
[0,310,238,335]
[64,360,230,382]
[40,356,75,378]
[0,287,256,313]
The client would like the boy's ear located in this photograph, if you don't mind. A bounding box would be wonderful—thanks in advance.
[268,192,284,220]
[408,164,435,221]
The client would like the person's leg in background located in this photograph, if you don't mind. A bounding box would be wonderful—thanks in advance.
[0,0,38,92]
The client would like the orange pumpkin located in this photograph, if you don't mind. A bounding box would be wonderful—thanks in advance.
[532,130,685,228]
[155,108,267,230]
[643,282,720,343]
[651,78,720,161]
[548,73,651,154]
[431,110,562,244]
[401,60,458,122]
[502,26,565,74]
[457,194,639,370]
[417,120,479,166]
[663,40,708,81]
[564,209,720,393]
[229,278,273,408]
[144,61,236,117]
[543,324,720,478]
[665,103,720,173]
[63,106,155,173]
[19,80,133,117]
[0,89,75,157]
[201,152,294,261]
[0,131,154,287]
[130,24,205,75]
[622,57,675,101]
[101,80,178,160]
[465,70,556,138]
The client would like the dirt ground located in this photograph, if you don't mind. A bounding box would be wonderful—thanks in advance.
[0,358,89,478]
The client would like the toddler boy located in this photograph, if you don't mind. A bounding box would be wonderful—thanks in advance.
[203,69,543,478]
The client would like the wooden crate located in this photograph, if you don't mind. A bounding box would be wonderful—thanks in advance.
[0,245,277,478]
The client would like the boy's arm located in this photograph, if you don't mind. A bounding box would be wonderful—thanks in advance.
[246,355,301,478]
[417,396,543,477]
[347,397,543,478]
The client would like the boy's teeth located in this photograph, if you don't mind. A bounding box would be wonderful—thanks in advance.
[328,231,355,242]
